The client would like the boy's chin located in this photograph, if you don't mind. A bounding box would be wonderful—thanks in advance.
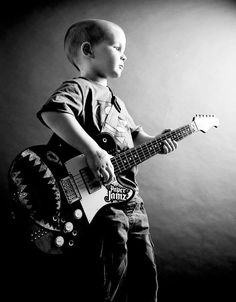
[111,71,122,78]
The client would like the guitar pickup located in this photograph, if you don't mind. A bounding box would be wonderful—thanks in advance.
[60,175,81,204]
[80,167,102,194]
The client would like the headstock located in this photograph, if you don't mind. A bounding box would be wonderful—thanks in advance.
[193,114,219,133]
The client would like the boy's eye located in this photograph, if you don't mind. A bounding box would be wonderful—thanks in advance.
[113,46,120,51]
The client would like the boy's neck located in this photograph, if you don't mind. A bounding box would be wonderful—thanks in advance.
[80,71,108,87]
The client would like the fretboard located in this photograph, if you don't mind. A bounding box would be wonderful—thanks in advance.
[111,122,198,175]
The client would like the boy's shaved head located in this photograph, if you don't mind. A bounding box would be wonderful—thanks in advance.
[64,19,124,71]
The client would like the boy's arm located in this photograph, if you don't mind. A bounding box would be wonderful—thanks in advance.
[41,111,115,183]
[133,128,178,154]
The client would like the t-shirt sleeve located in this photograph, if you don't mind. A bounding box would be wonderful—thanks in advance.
[37,80,84,127]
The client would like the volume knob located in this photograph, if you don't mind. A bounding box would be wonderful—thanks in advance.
[64,222,73,233]
[74,209,83,219]
[55,236,64,247]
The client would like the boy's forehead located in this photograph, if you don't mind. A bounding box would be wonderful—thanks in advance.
[98,20,126,43]
[106,27,126,44]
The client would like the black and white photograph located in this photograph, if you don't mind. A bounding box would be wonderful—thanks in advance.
[1,1,236,301]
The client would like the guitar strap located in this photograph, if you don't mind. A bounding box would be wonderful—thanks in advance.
[101,93,121,134]
[101,91,134,151]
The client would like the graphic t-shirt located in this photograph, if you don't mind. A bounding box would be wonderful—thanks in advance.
[37,77,142,191]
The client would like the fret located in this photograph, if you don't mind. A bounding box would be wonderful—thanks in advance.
[146,143,154,155]
[128,149,140,166]
[137,145,146,162]
[151,140,162,153]
[143,143,152,158]
[120,152,129,169]
[126,150,136,167]
[126,152,134,166]
[111,157,122,175]
[147,143,155,155]
[132,149,141,164]
[117,155,126,171]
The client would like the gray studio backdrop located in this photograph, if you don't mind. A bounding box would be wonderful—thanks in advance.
[1,0,236,298]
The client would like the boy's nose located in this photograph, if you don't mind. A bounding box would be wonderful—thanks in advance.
[121,53,127,61]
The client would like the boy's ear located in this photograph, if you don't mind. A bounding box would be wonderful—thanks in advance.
[81,42,93,57]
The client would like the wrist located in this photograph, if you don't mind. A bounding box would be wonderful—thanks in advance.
[83,140,102,157]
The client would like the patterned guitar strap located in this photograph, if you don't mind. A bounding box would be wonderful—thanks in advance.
[101,94,121,131]
[100,93,134,151]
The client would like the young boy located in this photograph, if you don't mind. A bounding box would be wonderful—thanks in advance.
[37,19,177,302]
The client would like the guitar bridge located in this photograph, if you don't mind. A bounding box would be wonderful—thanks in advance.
[60,175,81,204]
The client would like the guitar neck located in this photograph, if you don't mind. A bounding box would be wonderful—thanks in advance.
[111,121,198,175]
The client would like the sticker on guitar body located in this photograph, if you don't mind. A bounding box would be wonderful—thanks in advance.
[104,183,135,203]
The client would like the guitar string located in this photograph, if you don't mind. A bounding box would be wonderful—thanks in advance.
[70,123,195,182]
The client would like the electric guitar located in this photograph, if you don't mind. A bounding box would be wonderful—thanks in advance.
[8,114,219,254]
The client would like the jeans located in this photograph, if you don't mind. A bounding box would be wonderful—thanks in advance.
[87,196,158,302]
[11,197,158,302]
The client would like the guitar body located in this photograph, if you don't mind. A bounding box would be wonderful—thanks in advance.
[8,114,219,254]
[8,133,135,254]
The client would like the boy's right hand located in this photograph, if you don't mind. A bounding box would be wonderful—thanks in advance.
[85,148,115,185]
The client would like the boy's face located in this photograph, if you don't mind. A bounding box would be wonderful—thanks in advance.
[91,26,127,80]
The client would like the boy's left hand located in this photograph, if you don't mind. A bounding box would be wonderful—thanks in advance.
[160,129,178,154]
